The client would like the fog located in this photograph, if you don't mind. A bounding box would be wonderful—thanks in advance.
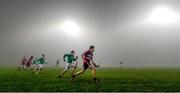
[0,0,180,67]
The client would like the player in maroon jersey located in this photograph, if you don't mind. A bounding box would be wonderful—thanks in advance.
[72,45,99,83]
[18,56,27,70]
[26,56,34,70]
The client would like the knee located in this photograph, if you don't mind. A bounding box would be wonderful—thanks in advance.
[64,69,68,72]
[64,68,69,71]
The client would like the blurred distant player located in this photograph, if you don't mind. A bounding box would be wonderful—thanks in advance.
[72,45,99,83]
[18,56,27,70]
[56,59,60,67]
[36,54,46,74]
[26,56,34,70]
[58,50,78,78]
[30,57,38,72]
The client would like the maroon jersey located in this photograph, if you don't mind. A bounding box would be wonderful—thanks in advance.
[82,50,93,63]
[21,58,27,65]
[26,57,33,67]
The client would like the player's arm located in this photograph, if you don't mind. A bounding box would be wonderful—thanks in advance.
[91,59,96,66]
[91,60,100,67]
[63,54,67,62]
[81,51,91,65]
[30,61,33,65]
[73,56,78,61]
[44,58,47,64]
[81,51,86,60]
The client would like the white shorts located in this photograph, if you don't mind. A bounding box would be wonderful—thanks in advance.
[38,64,44,69]
[64,62,77,70]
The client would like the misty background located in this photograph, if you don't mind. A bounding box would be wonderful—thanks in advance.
[0,0,180,67]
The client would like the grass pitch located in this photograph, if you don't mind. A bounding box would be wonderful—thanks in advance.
[0,67,180,92]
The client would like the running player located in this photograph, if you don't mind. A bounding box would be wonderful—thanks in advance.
[72,45,99,83]
[26,56,34,70]
[18,56,27,70]
[58,50,78,78]
[36,54,46,74]
[30,57,38,72]
[56,59,60,67]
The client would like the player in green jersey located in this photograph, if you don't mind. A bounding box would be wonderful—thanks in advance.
[58,50,78,78]
[36,54,46,74]
[30,57,38,72]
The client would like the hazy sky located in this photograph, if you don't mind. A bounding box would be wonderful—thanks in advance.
[0,0,180,67]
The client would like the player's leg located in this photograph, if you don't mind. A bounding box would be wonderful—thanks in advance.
[89,65,96,78]
[71,68,85,80]
[31,64,37,72]
[30,64,34,71]
[74,63,88,76]
[28,65,32,71]
[75,68,85,76]
[36,65,40,74]
[36,64,43,74]
[36,69,40,74]
[25,65,29,71]
[58,63,70,78]
[89,65,99,83]
[36,67,43,74]
[27,66,31,71]
[72,63,88,80]
[18,65,23,70]
[18,66,21,71]
[23,65,26,70]
[60,66,69,76]
[33,64,38,72]
[71,66,77,76]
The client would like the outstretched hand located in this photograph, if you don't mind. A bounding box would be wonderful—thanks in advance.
[95,65,100,67]
[94,63,100,67]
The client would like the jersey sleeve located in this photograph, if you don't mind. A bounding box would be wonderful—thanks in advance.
[63,54,67,60]
[73,56,78,61]
[81,50,88,59]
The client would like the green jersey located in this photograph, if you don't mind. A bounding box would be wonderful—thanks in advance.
[33,58,38,64]
[63,54,77,63]
[37,57,45,64]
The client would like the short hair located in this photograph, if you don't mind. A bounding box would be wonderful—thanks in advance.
[89,45,95,49]
[71,50,75,53]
